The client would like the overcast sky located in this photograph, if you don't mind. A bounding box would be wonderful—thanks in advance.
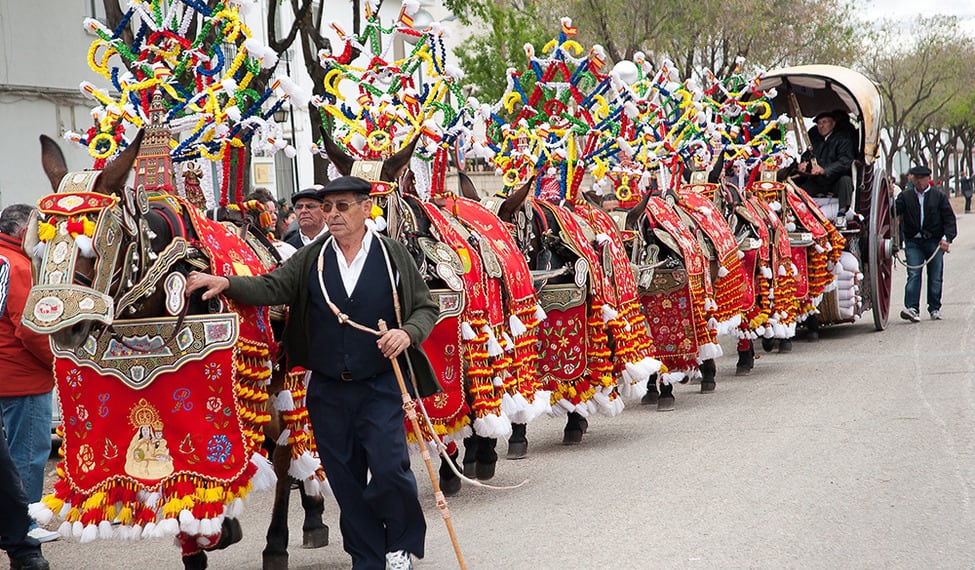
[856,0,975,34]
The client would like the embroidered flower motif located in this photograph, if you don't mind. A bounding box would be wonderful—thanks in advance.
[76,405,89,422]
[204,362,222,382]
[65,369,83,388]
[206,396,223,413]
[206,435,232,463]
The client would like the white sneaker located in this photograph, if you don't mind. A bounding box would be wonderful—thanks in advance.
[930,310,942,320]
[386,550,414,570]
[834,215,847,230]
[899,308,921,323]
[28,527,60,543]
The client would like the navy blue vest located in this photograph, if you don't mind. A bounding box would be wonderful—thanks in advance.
[307,239,399,380]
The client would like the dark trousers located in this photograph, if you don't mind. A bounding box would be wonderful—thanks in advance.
[904,238,945,314]
[306,371,426,570]
[0,414,42,561]
[964,193,972,212]
[802,174,853,213]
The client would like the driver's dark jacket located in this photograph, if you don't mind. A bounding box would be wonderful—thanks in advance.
[224,233,442,398]
[801,127,856,184]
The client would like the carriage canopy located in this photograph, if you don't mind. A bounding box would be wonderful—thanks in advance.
[755,65,884,166]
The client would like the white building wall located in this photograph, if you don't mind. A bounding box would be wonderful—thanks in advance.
[0,1,466,208]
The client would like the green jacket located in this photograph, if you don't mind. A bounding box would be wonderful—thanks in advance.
[225,233,442,398]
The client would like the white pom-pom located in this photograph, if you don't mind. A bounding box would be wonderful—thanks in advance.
[75,235,95,258]
[501,332,515,352]
[461,321,476,340]
[601,304,619,323]
[80,523,99,543]
[225,105,242,122]
[535,305,547,322]
[28,502,53,525]
[717,265,729,278]
[484,325,503,357]
[275,428,291,446]
[179,510,200,535]
[778,265,787,276]
[273,390,295,411]
[275,76,310,106]
[509,314,528,336]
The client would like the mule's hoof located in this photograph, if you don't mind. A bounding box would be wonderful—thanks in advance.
[657,396,676,412]
[700,381,716,393]
[735,366,752,377]
[562,428,583,445]
[577,417,589,435]
[475,461,496,481]
[761,338,776,352]
[507,441,528,459]
[302,525,329,549]
[261,552,288,570]
[778,340,793,353]
[440,473,462,497]
[462,460,477,478]
[641,391,659,405]
[183,552,207,570]
[212,517,242,551]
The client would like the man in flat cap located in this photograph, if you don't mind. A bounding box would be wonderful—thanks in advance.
[185,175,439,570]
[284,185,328,250]
[895,165,957,322]
[796,110,857,229]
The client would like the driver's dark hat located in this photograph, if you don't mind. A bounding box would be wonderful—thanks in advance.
[813,110,836,122]
[291,184,325,205]
[908,165,932,177]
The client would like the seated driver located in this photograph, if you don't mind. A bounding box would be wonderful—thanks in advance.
[795,110,856,228]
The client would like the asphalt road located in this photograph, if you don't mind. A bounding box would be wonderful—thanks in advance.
[40,207,975,569]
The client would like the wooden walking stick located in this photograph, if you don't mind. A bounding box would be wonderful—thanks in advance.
[379,320,467,570]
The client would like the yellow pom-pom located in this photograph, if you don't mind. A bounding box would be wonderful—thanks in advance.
[82,215,97,237]
[117,505,133,525]
[38,221,56,242]
[371,204,384,219]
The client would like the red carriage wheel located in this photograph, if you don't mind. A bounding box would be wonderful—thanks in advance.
[867,170,895,331]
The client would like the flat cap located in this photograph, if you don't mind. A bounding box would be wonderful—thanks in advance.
[813,110,835,122]
[322,176,372,196]
[908,165,932,177]
[291,184,325,204]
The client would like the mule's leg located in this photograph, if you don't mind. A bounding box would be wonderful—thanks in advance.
[699,359,716,393]
[761,337,777,352]
[805,314,820,342]
[262,442,292,570]
[507,423,528,460]
[474,436,498,480]
[641,374,659,405]
[182,552,208,570]
[563,412,585,444]
[658,381,676,412]
[438,441,462,497]
[778,337,793,353]
[298,484,328,549]
[736,339,755,376]
[461,435,478,478]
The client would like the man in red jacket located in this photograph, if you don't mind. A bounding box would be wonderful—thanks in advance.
[0,205,58,545]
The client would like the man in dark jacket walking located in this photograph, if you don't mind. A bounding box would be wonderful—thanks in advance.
[895,165,957,322]
[185,176,439,570]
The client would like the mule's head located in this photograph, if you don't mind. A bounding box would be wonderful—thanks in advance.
[22,131,144,349]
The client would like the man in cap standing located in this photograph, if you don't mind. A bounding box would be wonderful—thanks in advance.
[796,110,856,229]
[284,185,328,249]
[895,165,957,322]
[184,176,439,570]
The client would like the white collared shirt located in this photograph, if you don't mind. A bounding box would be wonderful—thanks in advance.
[332,230,374,296]
[914,185,928,238]
[301,225,329,246]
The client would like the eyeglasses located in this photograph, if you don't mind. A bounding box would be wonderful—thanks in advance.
[320,199,366,213]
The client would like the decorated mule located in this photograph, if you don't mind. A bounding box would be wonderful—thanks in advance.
[23,132,326,570]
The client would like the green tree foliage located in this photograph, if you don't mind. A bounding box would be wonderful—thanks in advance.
[447,1,555,104]
[859,15,974,180]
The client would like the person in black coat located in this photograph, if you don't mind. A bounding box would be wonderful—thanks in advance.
[894,165,957,322]
[284,185,328,249]
[796,110,856,227]
[960,173,973,213]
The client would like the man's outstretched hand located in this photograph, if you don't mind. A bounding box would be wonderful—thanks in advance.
[185,271,229,301]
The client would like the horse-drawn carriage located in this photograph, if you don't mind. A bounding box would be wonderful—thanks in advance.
[754,64,895,331]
